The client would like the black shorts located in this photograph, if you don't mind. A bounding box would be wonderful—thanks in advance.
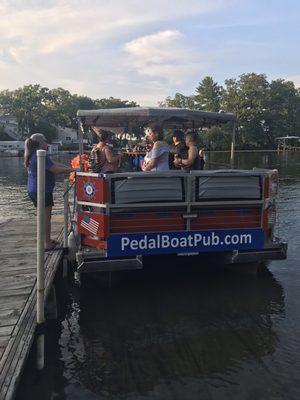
[28,192,54,208]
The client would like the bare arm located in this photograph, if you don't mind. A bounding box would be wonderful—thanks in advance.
[180,147,198,167]
[142,157,158,171]
[48,162,73,174]
[104,147,121,164]
[54,161,72,168]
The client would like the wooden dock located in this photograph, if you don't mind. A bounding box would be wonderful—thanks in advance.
[0,215,64,400]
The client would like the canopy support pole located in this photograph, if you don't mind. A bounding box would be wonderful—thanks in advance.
[230,122,236,168]
[78,119,84,171]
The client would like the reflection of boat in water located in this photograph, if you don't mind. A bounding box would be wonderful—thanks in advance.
[64,268,284,397]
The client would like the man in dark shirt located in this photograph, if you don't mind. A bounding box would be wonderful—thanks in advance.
[174,132,201,172]
[169,130,188,169]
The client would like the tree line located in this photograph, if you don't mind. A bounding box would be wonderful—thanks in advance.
[161,73,300,150]
[0,73,300,149]
[0,85,137,141]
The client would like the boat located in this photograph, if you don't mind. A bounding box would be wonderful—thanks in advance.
[276,135,300,151]
[70,107,287,276]
[0,149,21,157]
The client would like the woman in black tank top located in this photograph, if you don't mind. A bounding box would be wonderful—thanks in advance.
[173,132,201,172]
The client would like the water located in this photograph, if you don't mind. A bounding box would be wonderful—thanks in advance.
[1,152,300,399]
[0,154,73,222]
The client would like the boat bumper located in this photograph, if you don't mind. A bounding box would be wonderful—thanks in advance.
[76,241,287,273]
[224,241,287,264]
[76,252,143,273]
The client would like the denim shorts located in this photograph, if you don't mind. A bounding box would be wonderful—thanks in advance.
[28,192,54,208]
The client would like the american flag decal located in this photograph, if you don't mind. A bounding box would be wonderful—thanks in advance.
[80,214,100,235]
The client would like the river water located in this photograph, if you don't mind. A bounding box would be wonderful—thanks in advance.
[1,152,300,399]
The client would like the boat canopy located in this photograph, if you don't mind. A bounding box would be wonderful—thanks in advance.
[77,107,236,129]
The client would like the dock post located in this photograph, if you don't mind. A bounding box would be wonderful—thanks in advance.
[230,122,236,168]
[63,179,69,278]
[36,149,46,370]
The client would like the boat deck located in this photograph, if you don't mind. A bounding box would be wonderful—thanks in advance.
[0,215,64,400]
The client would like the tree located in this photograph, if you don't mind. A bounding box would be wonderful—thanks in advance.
[223,73,270,148]
[266,79,298,140]
[0,84,56,140]
[223,78,239,114]
[0,126,12,140]
[94,97,138,109]
[200,126,231,151]
[295,88,300,134]
[159,93,195,108]
[0,85,139,141]
[194,76,223,111]
[49,89,97,129]
[0,90,14,115]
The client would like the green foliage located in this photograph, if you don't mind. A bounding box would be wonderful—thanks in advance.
[159,93,195,108]
[164,73,300,150]
[266,79,298,140]
[200,126,232,150]
[0,85,139,142]
[0,84,53,138]
[34,120,57,142]
[2,74,300,150]
[194,76,223,112]
[94,97,138,109]
[0,126,12,140]
[224,73,270,148]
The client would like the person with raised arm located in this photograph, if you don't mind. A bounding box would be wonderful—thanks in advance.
[89,128,122,173]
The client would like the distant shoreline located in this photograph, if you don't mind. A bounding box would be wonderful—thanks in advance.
[207,149,296,153]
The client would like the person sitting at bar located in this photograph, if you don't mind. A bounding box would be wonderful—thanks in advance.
[141,125,169,171]
[169,129,188,169]
[24,133,73,251]
[89,127,122,173]
[173,132,201,172]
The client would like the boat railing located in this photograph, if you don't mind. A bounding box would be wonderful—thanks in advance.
[75,170,266,210]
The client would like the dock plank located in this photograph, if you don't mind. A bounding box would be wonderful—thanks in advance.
[0,216,64,400]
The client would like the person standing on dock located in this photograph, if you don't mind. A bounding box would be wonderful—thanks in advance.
[24,133,73,251]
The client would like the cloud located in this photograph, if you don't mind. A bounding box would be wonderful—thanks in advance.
[0,0,232,104]
[123,30,230,86]
[0,0,226,57]
[123,30,215,86]
[124,30,183,64]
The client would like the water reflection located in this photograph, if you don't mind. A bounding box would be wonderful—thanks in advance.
[48,267,283,399]
[0,155,72,221]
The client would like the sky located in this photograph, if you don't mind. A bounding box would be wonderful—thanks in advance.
[0,0,300,105]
